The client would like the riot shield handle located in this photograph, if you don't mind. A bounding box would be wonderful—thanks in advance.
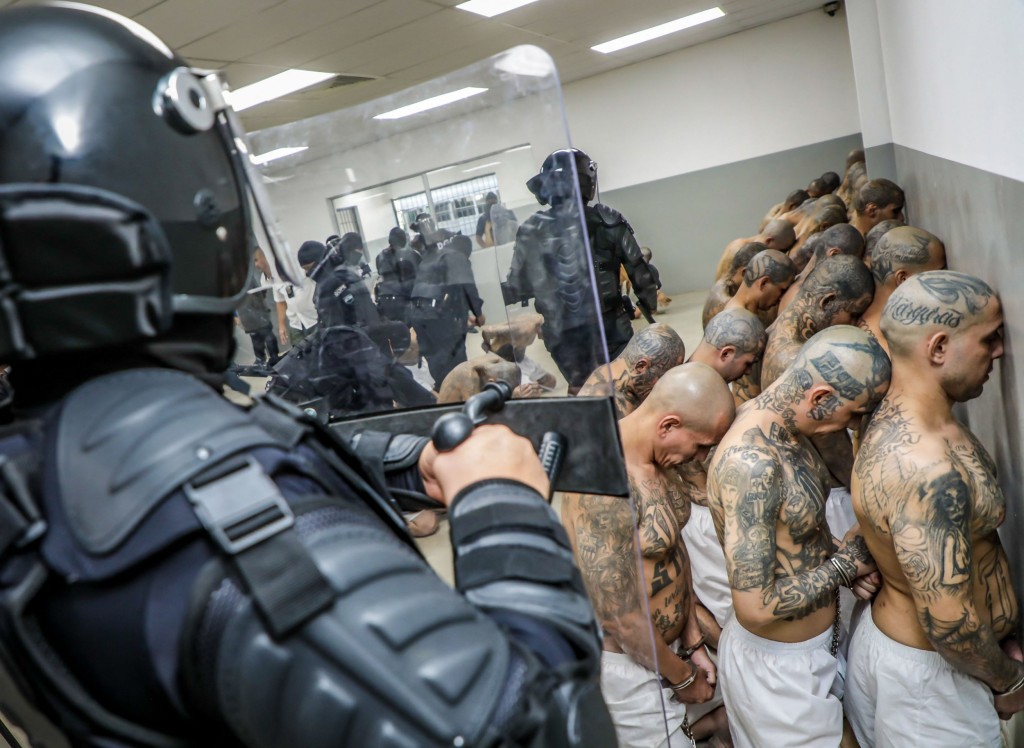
[537,431,566,499]
[431,383,565,499]
[431,381,512,452]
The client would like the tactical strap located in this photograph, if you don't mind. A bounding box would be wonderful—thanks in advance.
[185,456,335,638]
[0,440,46,561]
[348,430,392,486]
[248,393,416,549]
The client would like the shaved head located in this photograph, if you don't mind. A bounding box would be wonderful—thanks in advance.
[817,223,865,260]
[870,226,946,285]
[882,271,998,358]
[821,171,841,193]
[643,362,735,433]
[729,241,767,274]
[817,194,847,212]
[854,178,904,214]
[785,325,891,410]
[622,323,686,371]
[785,189,810,211]
[802,255,874,317]
[763,219,796,251]
[846,149,865,170]
[812,203,848,232]
[704,308,767,356]
[864,218,906,258]
[744,249,797,286]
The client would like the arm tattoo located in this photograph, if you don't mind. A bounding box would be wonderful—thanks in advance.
[712,433,844,621]
[567,494,643,623]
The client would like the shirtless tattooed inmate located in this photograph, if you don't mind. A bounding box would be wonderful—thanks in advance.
[846,270,1024,747]
[707,326,890,748]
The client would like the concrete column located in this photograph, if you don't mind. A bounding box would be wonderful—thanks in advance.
[843,0,896,181]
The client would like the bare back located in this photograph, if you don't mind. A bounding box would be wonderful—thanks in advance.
[702,279,734,328]
[852,395,1018,650]
[577,360,633,417]
[562,465,694,650]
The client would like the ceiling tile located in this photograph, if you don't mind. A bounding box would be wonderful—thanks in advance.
[135,0,285,48]
[179,0,379,61]
[243,0,440,68]
[302,7,483,73]
[0,0,835,129]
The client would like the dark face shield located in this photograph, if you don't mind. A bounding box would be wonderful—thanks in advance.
[154,68,303,316]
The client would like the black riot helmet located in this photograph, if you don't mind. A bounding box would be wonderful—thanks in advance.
[0,4,294,377]
[388,227,408,249]
[526,148,598,206]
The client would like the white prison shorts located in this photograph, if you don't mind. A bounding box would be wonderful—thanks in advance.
[518,354,552,387]
[718,616,843,748]
[826,486,857,541]
[845,602,1001,748]
[681,503,731,627]
[600,647,723,748]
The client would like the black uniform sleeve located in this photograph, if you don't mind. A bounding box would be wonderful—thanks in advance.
[505,223,535,302]
[397,252,418,296]
[615,222,658,314]
[446,252,484,318]
[194,479,612,748]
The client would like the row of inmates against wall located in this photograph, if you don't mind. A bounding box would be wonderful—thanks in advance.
[557,148,1020,748]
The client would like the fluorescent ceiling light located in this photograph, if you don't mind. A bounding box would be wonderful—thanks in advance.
[250,146,308,165]
[374,87,488,120]
[592,7,725,54]
[354,192,387,202]
[456,0,541,18]
[226,69,335,112]
[464,161,501,172]
[504,144,532,154]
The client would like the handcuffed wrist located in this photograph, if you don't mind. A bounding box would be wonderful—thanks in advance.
[998,671,1024,696]
[667,660,699,692]
[830,556,853,588]
[679,633,707,659]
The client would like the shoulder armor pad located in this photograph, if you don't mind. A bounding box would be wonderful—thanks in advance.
[591,203,626,228]
[521,209,555,231]
[47,369,280,564]
[215,515,514,747]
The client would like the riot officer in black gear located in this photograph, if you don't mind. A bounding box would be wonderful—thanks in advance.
[409,216,485,390]
[336,232,373,279]
[375,227,418,323]
[303,239,380,330]
[507,148,658,393]
[0,6,614,748]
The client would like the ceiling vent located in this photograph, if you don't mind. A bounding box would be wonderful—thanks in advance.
[329,74,376,88]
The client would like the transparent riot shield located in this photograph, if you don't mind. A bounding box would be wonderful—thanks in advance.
[238,48,681,746]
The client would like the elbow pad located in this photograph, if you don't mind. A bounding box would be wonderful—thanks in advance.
[195,502,512,747]
[193,500,612,747]
[449,480,603,663]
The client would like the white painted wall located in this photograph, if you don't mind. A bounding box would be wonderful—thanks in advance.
[867,0,1024,183]
[256,95,566,259]
[563,9,861,192]
[258,8,861,258]
[843,0,892,151]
